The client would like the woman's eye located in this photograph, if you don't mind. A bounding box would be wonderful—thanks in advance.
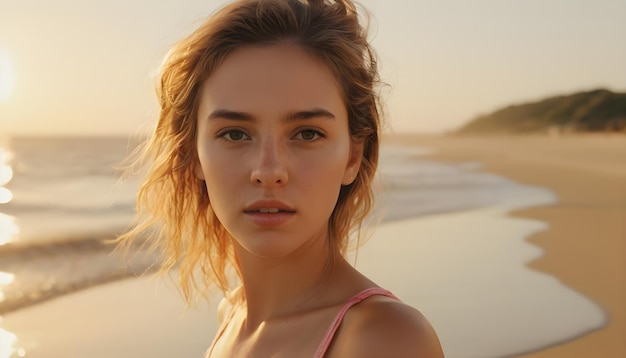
[295,129,323,141]
[219,130,249,141]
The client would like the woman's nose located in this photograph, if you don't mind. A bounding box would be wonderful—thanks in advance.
[250,140,288,186]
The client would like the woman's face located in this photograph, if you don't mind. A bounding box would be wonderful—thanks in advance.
[196,44,362,259]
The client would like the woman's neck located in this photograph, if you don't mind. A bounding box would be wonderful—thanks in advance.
[233,230,345,330]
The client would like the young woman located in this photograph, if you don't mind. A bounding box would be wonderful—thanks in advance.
[119,0,444,356]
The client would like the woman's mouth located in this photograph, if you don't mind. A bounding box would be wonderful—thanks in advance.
[256,208,281,213]
[243,208,295,227]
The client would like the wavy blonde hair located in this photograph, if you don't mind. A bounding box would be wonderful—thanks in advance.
[118,0,382,304]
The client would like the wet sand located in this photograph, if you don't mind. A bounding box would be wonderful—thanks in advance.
[386,134,626,357]
[2,275,219,358]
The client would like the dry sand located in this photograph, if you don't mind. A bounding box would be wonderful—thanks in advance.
[386,134,626,357]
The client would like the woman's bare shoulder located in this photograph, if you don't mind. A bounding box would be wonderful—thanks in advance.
[332,296,444,358]
[216,286,243,324]
[216,296,230,324]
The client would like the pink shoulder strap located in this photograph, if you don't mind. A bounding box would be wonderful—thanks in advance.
[313,287,399,358]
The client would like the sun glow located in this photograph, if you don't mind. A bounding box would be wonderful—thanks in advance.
[0,49,16,103]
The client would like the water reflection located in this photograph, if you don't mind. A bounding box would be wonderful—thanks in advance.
[0,272,21,357]
[0,272,14,303]
[0,145,18,245]
[0,148,12,185]
[0,144,23,357]
[0,327,19,358]
[0,214,19,246]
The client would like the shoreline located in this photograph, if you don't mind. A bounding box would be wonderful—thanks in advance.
[4,205,605,357]
[386,133,626,357]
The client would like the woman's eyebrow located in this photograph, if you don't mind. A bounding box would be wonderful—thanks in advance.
[208,109,256,122]
[208,108,336,122]
[285,108,336,122]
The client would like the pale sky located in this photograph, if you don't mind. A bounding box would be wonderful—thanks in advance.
[0,0,625,136]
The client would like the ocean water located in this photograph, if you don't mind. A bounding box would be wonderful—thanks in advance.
[0,137,607,357]
[0,137,149,314]
[0,137,138,243]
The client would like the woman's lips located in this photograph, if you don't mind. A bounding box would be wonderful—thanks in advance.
[243,210,295,227]
[243,199,296,227]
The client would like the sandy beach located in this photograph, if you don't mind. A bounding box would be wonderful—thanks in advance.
[388,134,626,357]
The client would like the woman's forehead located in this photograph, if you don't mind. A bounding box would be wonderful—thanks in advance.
[199,44,346,117]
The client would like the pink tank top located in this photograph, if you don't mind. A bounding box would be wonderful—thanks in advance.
[206,287,398,357]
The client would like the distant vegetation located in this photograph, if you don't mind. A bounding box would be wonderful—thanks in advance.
[456,89,626,134]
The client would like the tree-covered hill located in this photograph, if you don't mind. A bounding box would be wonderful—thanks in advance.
[456,89,626,134]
